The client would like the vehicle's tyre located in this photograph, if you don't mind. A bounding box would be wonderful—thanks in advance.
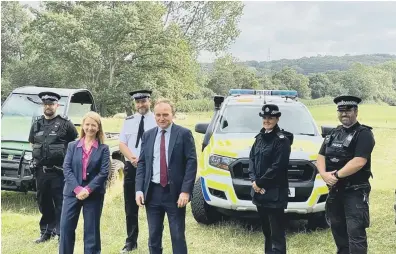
[191,178,222,225]
[307,211,330,230]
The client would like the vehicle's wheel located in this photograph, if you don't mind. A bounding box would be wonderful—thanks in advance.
[307,211,330,230]
[191,178,222,225]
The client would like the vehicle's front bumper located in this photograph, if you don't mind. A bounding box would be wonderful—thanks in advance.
[200,168,328,214]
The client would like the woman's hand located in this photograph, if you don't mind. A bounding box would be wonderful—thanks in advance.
[76,188,90,200]
[253,181,266,194]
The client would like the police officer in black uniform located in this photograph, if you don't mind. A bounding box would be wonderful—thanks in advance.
[248,104,293,254]
[317,95,375,254]
[29,91,78,243]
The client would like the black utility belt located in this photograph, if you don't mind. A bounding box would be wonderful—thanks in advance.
[39,166,63,173]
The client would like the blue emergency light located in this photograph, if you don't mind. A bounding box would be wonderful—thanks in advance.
[228,89,255,95]
[255,90,298,97]
[228,89,298,97]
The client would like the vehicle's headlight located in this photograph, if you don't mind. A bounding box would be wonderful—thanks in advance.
[24,152,33,161]
[209,154,236,170]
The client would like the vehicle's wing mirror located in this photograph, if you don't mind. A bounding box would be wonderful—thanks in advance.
[195,123,209,134]
[321,126,335,138]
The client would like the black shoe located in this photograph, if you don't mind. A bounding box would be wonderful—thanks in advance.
[34,234,51,244]
[120,244,137,253]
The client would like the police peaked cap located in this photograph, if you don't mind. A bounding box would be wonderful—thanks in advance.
[259,104,281,117]
[38,91,61,103]
[333,95,362,111]
[129,89,152,100]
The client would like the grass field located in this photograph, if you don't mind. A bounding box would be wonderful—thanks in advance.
[2,104,396,254]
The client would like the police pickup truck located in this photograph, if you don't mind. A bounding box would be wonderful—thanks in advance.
[191,89,332,228]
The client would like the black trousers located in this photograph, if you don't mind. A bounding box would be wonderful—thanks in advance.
[256,206,286,254]
[146,183,187,254]
[123,162,139,247]
[326,185,371,254]
[36,168,64,236]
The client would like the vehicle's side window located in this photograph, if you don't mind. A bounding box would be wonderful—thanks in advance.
[67,92,95,124]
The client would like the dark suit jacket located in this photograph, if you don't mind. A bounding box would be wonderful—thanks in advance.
[62,139,110,196]
[135,123,197,202]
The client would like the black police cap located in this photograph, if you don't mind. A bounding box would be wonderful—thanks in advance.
[334,95,362,111]
[129,89,152,100]
[259,104,281,118]
[38,91,61,103]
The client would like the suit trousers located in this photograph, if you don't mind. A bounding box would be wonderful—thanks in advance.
[123,162,139,247]
[146,183,187,254]
[59,191,104,254]
[256,206,286,254]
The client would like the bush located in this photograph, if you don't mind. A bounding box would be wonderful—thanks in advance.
[175,99,213,112]
[300,96,334,106]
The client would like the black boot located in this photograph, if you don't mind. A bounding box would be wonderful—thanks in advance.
[120,243,138,253]
[34,234,51,244]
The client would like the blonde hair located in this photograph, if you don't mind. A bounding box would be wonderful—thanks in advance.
[79,111,105,144]
[154,98,176,115]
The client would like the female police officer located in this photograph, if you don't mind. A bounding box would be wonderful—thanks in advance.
[248,104,293,254]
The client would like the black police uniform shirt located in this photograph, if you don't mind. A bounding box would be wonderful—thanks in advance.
[318,122,375,183]
[29,115,78,166]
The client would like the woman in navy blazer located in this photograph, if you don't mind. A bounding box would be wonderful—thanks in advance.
[59,111,110,254]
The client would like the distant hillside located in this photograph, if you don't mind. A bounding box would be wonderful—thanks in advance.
[201,54,396,75]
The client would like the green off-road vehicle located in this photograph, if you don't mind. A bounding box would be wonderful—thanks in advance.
[1,86,124,192]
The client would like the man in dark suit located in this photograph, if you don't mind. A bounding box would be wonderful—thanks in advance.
[135,98,197,254]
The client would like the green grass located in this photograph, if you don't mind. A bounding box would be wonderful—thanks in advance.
[2,104,396,254]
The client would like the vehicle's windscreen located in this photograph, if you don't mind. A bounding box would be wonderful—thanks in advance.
[217,105,317,135]
[1,94,66,117]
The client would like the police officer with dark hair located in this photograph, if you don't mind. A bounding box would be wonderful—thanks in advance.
[317,95,375,254]
[29,91,78,243]
[248,104,293,254]
[119,90,156,253]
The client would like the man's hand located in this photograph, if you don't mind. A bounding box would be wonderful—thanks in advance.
[136,192,145,207]
[130,156,138,167]
[76,188,89,200]
[177,192,190,208]
[320,170,338,186]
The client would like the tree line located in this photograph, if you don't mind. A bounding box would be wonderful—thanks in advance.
[1,1,243,116]
[2,2,395,117]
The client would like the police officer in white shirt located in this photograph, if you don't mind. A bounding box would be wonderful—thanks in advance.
[119,90,156,253]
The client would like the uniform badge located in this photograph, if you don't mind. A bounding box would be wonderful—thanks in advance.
[279,134,285,138]
[330,157,339,162]
[265,107,269,112]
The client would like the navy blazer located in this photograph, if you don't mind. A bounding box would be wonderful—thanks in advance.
[135,123,197,202]
[62,139,110,196]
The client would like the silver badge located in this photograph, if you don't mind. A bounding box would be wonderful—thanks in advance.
[330,158,339,162]
[265,107,269,112]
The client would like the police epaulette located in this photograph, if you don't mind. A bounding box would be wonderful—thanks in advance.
[58,114,70,121]
[360,124,373,130]
[126,115,134,120]
[33,115,43,122]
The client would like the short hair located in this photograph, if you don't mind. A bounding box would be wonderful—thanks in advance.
[79,111,105,144]
[154,98,176,115]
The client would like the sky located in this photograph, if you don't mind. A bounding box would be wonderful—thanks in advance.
[20,1,396,63]
[198,1,396,62]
